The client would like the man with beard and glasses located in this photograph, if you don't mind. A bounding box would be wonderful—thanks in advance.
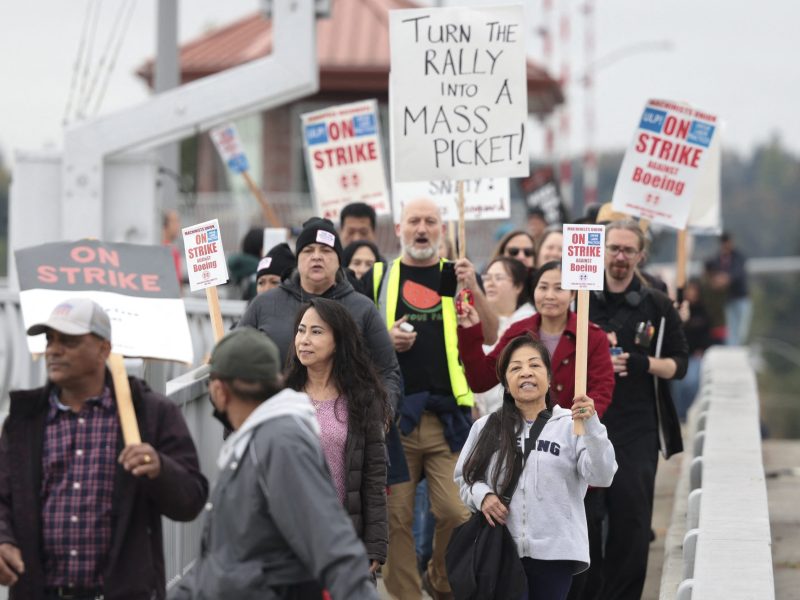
[360,198,472,600]
[583,220,688,600]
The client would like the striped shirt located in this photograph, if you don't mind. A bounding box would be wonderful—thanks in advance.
[41,387,119,589]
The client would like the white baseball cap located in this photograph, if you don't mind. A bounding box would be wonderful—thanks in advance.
[27,298,112,341]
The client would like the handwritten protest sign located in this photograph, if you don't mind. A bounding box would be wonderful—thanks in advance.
[561,224,606,291]
[389,4,529,182]
[611,99,718,229]
[392,177,509,222]
[15,240,193,364]
[182,219,229,292]
[521,166,570,225]
[561,224,606,436]
[210,123,249,173]
[302,100,390,221]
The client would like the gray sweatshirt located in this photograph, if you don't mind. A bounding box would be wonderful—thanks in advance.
[238,271,402,410]
[169,389,378,600]
[454,406,617,573]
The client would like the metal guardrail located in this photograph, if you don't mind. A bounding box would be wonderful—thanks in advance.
[0,290,247,412]
[660,347,774,599]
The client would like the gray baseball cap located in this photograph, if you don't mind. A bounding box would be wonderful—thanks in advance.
[27,298,112,341]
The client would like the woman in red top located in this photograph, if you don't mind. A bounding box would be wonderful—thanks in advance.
[457,260,615,417]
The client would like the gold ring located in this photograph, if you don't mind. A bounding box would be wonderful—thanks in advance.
[143,454,151,464]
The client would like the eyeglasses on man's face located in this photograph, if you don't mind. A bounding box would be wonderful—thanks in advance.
[605,244,640,259]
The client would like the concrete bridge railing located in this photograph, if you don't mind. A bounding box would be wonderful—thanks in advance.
[660,347,774,599]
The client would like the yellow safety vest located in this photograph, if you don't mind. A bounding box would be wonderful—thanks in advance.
[373,258,473,407]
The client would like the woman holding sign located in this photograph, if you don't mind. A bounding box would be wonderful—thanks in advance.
[457,261,614,417]
[454,335,616,600]
[285,298,390,576]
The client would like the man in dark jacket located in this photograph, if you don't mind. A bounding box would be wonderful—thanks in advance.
[587,221,688,600]
[238,217,402,410]
[170,327,378,599]
[0,298,208,600]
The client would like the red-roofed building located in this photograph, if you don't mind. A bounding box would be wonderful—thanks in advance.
[138,0,563,197]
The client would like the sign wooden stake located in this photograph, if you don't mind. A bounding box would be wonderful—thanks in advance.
[457,180,466,259]
[573,290,589,436]
[108,353,141,446]
[675,229,688,304]
[242,171,282,228]
[206,286,225,343]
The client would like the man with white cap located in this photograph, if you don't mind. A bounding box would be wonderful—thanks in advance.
[0,298,208,600]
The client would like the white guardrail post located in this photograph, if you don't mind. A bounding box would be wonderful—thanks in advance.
[660,347,775,599]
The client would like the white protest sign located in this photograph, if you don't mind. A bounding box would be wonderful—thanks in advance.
[392,177,509,222]
[389,4,529,182]
[15,240,193,364]
[301,100,390,221]
[210,123,250,173]
[687,131,722,233]
[181,219,229,291]
[263,227,289,255]
[612,99,718,229]
[561,224,605,291]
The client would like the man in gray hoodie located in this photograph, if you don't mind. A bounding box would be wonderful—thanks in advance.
[169,327,378,600]
[239,217,402,410]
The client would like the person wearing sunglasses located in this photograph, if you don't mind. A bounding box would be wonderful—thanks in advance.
[492,230,536,270]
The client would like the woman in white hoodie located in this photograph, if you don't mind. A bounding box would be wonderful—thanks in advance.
[454,334,617,599]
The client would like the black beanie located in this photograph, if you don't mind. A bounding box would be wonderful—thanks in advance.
[257,242,296,279]
[295,217,344,264]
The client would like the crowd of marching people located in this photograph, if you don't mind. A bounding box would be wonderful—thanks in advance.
[3,197,755,600]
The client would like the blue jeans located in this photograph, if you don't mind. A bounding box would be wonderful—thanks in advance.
[413,479,435,568]
[671,354,703,421]
[725,297,752,346]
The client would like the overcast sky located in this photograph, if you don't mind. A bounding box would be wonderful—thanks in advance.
[1,0,798,167]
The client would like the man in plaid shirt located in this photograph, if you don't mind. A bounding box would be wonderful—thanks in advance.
[0,299,208,600]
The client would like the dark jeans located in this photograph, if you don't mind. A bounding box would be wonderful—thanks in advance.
[566,489,607,600]
[521,558,574,600]
[599,433,659,600]
[44,591,103,600]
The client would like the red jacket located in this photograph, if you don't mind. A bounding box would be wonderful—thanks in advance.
[458,312,615,417]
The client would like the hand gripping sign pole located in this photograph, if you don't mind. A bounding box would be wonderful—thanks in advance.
[561,224,606,435]
[182,219,230,343]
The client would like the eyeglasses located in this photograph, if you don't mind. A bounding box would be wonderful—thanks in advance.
[606,244,640,258]
[506,247,534,258]
[482,273,511,284]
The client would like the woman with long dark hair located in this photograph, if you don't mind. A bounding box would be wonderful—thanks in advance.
[454,335,616,600]
[285,297,390,575]
[492,230,537,270]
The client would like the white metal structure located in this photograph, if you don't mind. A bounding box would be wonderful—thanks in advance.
[8,0,318,282]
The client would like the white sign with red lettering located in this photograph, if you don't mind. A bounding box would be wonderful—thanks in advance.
[389,4,529,182]
[182,219,229,292]
[301,100,390,221]
[209,123,250,173]
[561,224,605,291]
[392,177,510,222]
[611,99,719,229]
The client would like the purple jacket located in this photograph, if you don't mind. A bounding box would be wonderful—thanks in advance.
[0,374,208,600]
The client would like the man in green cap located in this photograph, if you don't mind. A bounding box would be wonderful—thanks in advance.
[170,327,378,600]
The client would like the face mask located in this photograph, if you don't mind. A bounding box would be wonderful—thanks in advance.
[208,394,234,431]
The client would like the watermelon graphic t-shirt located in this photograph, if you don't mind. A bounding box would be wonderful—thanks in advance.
[396,263,451,396]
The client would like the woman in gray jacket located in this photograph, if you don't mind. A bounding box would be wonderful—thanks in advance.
[455,335,617,599]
